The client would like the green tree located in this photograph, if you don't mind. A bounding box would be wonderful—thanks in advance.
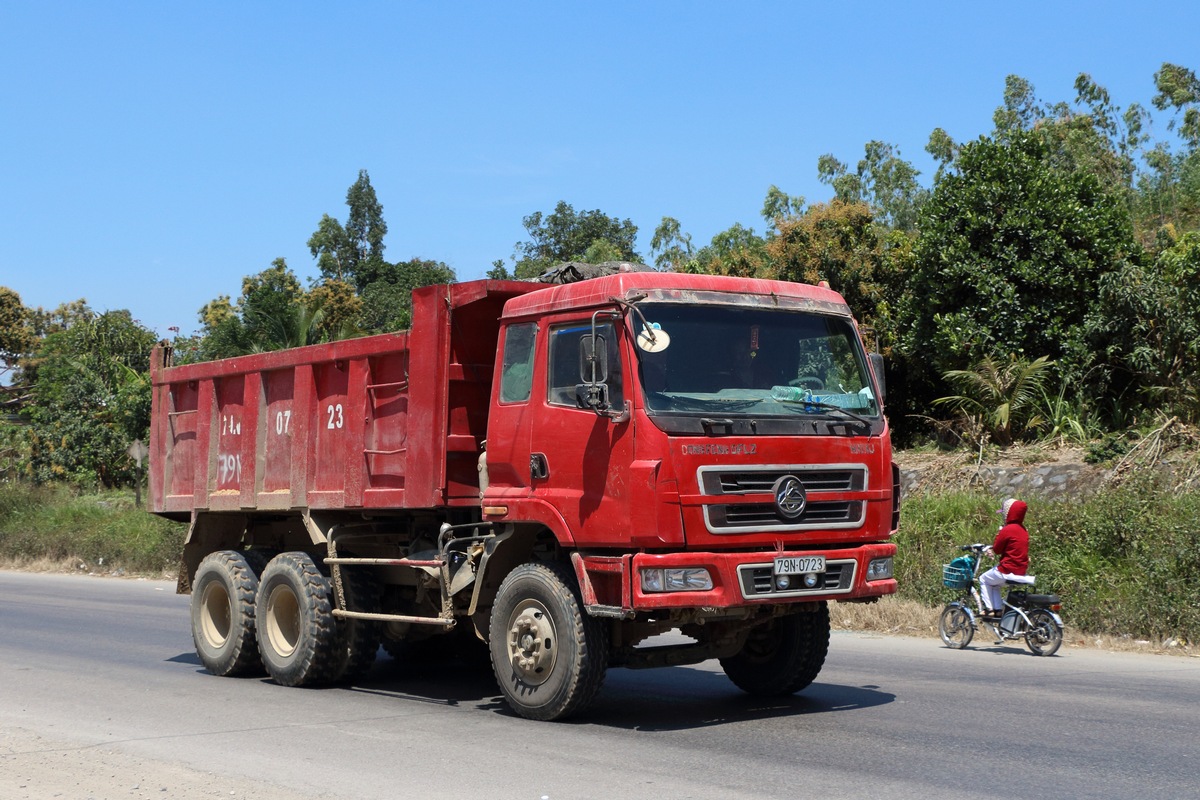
[817,141,928,231]
[987,69,1198,245]
[760,186,805,233]
[0,287,33,370]
[512,201,639,278]
[926,128,960,183]
[1091,232,1200,422]
[486,259,513,280]
[358,258,456,332]
[765,200,911,354]
[1137,63,1200,240]
[24,309,157,487]
[306,278,363,341]
[933,354,1055,446]
[26,299,92,338]
[1152,62,1200,149]
[199,259,309,359]
[649,217,695,272]
[692,223,769,277]
[992,75,1045,136]
[308,170,388,290]
[901,129,1138,397]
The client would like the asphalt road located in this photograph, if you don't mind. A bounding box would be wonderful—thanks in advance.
[1,570,1197,800]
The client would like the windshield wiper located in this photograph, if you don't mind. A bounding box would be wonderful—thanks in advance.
[776,397,873,429]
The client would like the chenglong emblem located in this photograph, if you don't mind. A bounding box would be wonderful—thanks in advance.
[772,475,807,520]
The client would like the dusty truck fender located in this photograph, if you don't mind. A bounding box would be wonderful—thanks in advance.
[570,552,635,619]
[465,522,572,640]
[178,511,248,593]
[466,524,519,618]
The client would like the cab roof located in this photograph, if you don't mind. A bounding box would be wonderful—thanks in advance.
[500,271,851,320]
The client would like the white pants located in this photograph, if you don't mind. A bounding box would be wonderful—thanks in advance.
[979,568,1034,612]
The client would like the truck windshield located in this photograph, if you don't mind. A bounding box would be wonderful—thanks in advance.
[633,303,880,420]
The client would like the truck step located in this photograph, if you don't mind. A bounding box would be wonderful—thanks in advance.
[331,609,455,627]
[325,556,444,568]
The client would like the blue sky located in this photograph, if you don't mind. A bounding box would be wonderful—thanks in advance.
[1,1,1197,337]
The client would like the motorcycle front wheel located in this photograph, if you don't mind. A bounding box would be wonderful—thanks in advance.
[1024,608,1063,656]
[938,604,974,649]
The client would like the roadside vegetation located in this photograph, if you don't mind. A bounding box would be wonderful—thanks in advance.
[2,64,1199,654]
[0,483,181,577]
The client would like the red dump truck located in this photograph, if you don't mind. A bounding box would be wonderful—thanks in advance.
[149,267,899,720]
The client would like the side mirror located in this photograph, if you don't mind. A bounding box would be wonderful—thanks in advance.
[868,352,887,404]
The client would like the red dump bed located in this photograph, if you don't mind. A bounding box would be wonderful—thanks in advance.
[149,280,534,518]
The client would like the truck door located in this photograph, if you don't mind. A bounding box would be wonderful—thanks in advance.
[530,318,636,547]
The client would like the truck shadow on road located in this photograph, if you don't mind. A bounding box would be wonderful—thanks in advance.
[347,653,894,731]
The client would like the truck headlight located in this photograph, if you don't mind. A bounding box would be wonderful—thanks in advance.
[866,557,893,580]
[641,568,714,593]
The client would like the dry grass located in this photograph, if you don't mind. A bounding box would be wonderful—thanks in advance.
[833,595,1198,657]
[0,554,175,579]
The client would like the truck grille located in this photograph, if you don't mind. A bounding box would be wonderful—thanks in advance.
[738,559,856,598]
[697,465,867,533]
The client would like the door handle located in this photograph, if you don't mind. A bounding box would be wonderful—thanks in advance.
[530,453,549,480]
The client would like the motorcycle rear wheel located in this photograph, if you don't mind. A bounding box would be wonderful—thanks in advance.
[938,604,974,649]
[1024,608,1062,656]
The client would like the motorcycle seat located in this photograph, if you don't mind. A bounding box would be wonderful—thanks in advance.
[1027,593,1061,607]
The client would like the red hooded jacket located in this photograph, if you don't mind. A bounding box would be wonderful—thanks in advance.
[993,500,1030,575]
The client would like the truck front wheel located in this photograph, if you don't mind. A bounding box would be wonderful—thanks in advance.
[191,550,263,677]
[720,603,830,696]
[488,562,608,721]
[255,552,338,687]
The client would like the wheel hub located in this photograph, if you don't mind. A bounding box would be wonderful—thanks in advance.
[199,582,231,647]
[264,584,301,659]
[505,601,556,685]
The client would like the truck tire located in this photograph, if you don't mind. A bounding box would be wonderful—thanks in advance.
[191,550,263,677]
[720,603,830,696]
[489,561,608,721]
[255,552,338,687]
[329,568,382,683]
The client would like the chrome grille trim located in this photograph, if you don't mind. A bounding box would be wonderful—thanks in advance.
[697,463,868,534]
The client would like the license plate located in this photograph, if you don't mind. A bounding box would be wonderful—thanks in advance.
[774,556,826,575]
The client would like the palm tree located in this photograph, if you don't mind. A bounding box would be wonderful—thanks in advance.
[934,354,1055,445]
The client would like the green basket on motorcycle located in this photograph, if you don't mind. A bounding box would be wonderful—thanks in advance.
[942,555,975,589]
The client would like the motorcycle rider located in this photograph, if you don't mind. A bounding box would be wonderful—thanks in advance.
[979,498,1031,617]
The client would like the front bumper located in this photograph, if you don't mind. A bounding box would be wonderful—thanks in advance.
[571,543,897,614]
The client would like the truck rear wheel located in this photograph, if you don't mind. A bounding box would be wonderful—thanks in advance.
[191,550,263,677]
[256,552,338,687]
[488,562,608,721]
[329,568,381,683]
[720,603,830,696]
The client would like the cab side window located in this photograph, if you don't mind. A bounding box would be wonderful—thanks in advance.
[547,322,624,408]
[499,322,537,403]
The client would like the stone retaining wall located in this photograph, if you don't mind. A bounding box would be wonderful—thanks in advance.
[899,461,1110,500]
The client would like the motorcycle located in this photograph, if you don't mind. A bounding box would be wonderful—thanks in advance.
[938,543,1064,656]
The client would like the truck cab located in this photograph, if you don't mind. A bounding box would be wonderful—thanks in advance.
[477,272,897,717]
